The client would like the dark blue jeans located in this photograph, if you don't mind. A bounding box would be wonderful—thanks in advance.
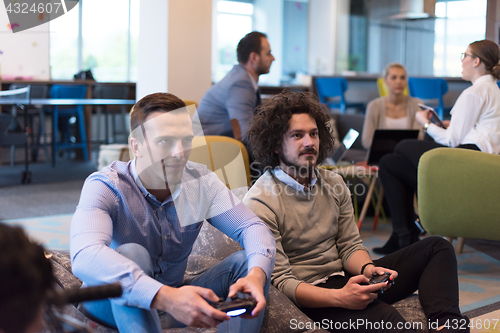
[81,244,269,333]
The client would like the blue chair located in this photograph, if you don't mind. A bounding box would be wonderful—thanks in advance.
[315,77,365,114]
[47,85,88,166]
[408,77,451,119]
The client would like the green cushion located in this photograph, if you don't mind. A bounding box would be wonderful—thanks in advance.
[417,148,500,240]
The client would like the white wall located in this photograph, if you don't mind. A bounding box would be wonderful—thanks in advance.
[167,0,213,103]
[253,0,283,86]
[0,9,49,80]
[137,0,169,100]
[308,0,350,75]
[137,0,213,102]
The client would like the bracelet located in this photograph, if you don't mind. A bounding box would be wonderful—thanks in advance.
[360,262,374,275]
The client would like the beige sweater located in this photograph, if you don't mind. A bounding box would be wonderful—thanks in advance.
[362,96,423,149]
[243,168,367,305]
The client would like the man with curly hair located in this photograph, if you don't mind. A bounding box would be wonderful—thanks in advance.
[243,90,468,332]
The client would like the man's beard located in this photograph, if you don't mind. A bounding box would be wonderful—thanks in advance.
[279,148,317,179]
[256,62,270,76]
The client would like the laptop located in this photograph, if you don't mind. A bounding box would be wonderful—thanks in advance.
[366,129,419,166]
[328,128,359,165]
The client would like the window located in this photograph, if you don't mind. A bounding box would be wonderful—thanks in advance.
[213,0,310,85]
[434,0,487,77]
[213,1,254,83]
[49,2,79,80]
[282,1,309,83]
[50,0,139,82]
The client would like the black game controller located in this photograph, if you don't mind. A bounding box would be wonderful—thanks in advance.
[369,272,392,285]
[213,296,257,317]
[362,272,394,293]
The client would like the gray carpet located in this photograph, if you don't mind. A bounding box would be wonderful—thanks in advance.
[463,301,500,319]
[0,159,97,186]
[0,180,87,220]
[0,160,97,219]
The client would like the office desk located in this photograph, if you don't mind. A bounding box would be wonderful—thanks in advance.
[0,97,136,183]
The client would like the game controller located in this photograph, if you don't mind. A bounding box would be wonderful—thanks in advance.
[213,295,257,317]
[369,272,392,285]
[362,272,394,293]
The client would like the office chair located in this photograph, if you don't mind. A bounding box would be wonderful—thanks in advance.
[408,77,451,119]
[0,110,33,183]
[0,112,27,164]
[0,87,31,168]
[315,77,365,114]
[377,77,409,97]
[9,84,50,162]
[182,99,198,108]
[46,85,88,166]
[98,135,251,190]
[190,136,251,189]
[182,99,198,117]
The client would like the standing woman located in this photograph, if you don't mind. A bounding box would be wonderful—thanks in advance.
[375,39,500,255]
[362,63,423,150]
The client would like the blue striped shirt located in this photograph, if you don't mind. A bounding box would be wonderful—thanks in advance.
[70,160,275,309]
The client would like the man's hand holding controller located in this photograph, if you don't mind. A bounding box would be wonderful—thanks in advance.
[361,263,398,294]
[363,272,394,294]
[212,295,257,317]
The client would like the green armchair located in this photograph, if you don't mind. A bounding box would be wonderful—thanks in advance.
[417,148,500,253]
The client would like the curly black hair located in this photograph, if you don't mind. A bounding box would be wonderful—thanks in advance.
[247,90,334,169]
[0,223,54,333]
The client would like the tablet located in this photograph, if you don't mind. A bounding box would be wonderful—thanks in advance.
[418,103,445,128]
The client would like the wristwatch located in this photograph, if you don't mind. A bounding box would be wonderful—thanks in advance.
[423,122,431,132]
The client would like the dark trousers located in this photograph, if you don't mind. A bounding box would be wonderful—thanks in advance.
[378,139,480,246]
[300,237,463,333]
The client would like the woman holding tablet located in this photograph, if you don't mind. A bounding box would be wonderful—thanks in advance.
[362,63,423,150]
[375,39,500,255]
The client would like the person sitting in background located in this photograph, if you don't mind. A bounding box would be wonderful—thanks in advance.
[71,92,275,333]
[375,39,500,255]
[0,223,54,333]
[243,90,469,333]
[362,63,423,150]
[197,31,275,142]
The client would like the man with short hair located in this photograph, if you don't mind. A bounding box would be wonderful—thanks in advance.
[243,90,468,333]
[0,223,54,333]
[197,31,275,141]
[71,93,276,333]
